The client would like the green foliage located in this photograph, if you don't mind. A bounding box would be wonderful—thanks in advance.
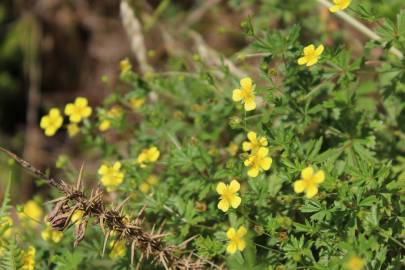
[1,1,405,269]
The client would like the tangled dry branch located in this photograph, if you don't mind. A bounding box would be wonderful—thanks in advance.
[0,146,207,270]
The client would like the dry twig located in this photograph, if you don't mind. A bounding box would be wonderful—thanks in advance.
[0,146,205,270]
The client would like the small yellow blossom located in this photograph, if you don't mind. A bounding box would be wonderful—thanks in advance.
[227,143,239,156]
[139,175,158,193]
[139,182,151,193]
[137,146,160,167]
[99,119,111,132]
[98,162,125,190]
[345,256,365,270]
[71,210,85,224]
[216,180,241,212]
[109,240,126,259]
[293,166,325,198]
[18,200,43,228]
[329,0,351,13]
[120,58,132,74]
[41,223,63,243]
[242,131,268,153]
[40,108,63,136]
[244,147,272,177]
[226,226,247,254]
[67,123,80,137]
[298,44,324,67]
[232,77,256,111]
[99,106,123,132]
[130,98,145,110]
[21,246,36,270]
[0,216,13,238]
[64,97,92,123]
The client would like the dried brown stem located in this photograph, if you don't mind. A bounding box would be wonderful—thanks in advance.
[0,146,205,269]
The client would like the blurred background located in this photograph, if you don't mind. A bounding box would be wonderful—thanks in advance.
[0,0,403,201]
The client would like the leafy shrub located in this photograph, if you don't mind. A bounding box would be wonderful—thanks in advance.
[1,1,405,269]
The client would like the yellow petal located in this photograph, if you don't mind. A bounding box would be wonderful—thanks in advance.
[227,242,237,254]
[237,226,247,237]
[304,44,315,55]
[69,114,81,123]
[232,89,243,101]
[218,199,230,212]
[301,166,314,181]
[45,128,57,136]
[98,165,109,175]
[230,195,241,209]
[257,147,269,157]
[113,162,122,171]
[40,116,50,129]
[244,99,256,111]
[342,0,351,9]
[237,239,246,251]
[240,77,252,90]
[49,108,60,117]
[75,97,88,107]
[259,137,268,146]
[305,185,318,198]
[82,107,92,118]
[248,167,259,177]
[242,142,252,151]
[216,182,227,195]
[247,131,257,143]
[229,180,240,193]
[306,58,319,66]
[298,57,308,65]
[64,103,74,115]
[293,180,306,193]
[244,157,253,166]
[313,170,325,183]
[315,44,324,56]
[226,228,236,239]
[260,157,272,171]
[329,5,340,13]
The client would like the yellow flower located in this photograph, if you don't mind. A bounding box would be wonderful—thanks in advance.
[297,44,324,67]
[109,240,126,259]
[67,123,80,137]
[137,146,160,167]
[41,223,63,243]
[293,166,325,198]
[98,162,125,189]
[244,147,272,177]
[21,246,36,270]
[226,226,247,254]
[329,0,351,13]
[0,216,13,238]
[71,210,85,224]
[40,108,63,136]
[232,77,256,111]
[18,200,43,228]
[242,131,268,153]
[345,256,365,270]
[227,143,239,156]
[120,58,132,74]
[64,97,92,123]
[99,120,111,132]
[139,175,158,193]
[216,180,241,212]
[98,106,123,132]
[130,98,145,110]
[139,182,150,193]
